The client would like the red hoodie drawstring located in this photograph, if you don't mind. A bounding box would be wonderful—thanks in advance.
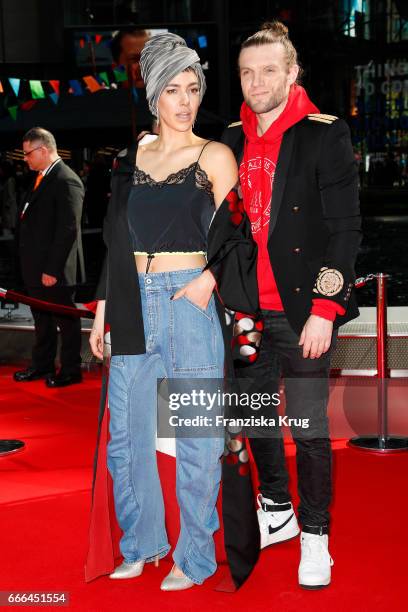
[261,139,266,247]
[239,85,320,312]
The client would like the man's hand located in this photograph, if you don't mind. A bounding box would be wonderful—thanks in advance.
[42,273,57,287]
[299,315,333,359]
[89,301,105,360]
[172,270,216,311]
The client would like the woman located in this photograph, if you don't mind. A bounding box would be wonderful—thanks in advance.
[89,33,259,591]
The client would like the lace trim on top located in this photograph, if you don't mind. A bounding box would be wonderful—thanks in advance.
[134,251,206,255]
[133,162,214,202]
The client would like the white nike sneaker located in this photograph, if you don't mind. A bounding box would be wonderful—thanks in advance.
[298,532,334,589]
[257,494,300,549]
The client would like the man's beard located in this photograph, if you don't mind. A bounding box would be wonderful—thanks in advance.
[245,85,287,115]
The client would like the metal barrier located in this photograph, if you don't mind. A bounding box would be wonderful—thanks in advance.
[0,287,93,457]
[348,273,408,453]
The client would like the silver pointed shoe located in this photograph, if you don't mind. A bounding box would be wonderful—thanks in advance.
[109,560,145,579]
[160,566,195,591]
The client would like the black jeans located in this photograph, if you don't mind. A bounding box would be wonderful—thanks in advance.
[27,284,82,375]
[237,310,336,532]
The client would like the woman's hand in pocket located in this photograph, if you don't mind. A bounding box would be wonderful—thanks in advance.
[172,270,216,310]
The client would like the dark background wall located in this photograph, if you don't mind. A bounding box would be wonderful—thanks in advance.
[0,0,407,304]
[0,1,406,132]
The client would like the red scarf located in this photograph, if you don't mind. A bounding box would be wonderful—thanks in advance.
[240,85,319,310]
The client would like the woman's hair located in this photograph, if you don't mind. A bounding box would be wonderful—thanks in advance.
[140,32,206,119]
[240,21,302,81]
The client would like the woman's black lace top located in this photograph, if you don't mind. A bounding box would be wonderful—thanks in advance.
[128,152,215,256]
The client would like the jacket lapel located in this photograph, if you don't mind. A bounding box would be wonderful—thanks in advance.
[233,130,245,166]
[268,124,296,239]
[28,176,46,205]
[22,163,61,218]
[114,144,137,215]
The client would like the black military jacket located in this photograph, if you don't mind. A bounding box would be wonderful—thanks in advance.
[222,114,362,335]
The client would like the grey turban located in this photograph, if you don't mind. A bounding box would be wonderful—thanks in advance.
[140,32,206,118]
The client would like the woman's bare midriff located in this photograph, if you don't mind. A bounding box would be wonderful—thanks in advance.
[135,253,207,273]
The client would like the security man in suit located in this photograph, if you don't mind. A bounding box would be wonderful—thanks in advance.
[14,127,85,387]
[222,23,361,588]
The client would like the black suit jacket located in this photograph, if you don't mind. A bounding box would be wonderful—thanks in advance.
[18,161,85,289]
[222,115,362,335]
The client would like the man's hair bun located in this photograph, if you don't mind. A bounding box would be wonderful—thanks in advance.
[260,21,289,37]
[240,20,302,82]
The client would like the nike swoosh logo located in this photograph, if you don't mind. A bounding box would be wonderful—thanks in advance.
[268,513,295,534]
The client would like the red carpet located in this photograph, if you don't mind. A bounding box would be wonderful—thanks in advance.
[0,365,406,611]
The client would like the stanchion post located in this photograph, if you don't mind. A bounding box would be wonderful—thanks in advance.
[377,273,388,449]
[348,272,408,452]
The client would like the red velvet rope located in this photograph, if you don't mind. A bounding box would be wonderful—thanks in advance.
[0,288,95,319]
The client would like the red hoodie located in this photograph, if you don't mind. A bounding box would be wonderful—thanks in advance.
[240,84,344,321]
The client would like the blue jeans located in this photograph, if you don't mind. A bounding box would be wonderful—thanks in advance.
[107,269,225,584]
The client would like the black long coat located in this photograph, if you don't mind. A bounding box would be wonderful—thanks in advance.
[18,161,84,290]
[89,143,261,589]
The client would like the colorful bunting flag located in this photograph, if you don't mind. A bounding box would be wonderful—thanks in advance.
[83,76,103,93]
[113,66,128,83]
[9,78,21,97]
[98,72,110,87]
[69,80,84,96]
[49,80,60,95]
[1,70,130,114]
[30,80,46,99]
[95,34,102,44]
[8,105,18,120]
[80,38,85,49]
[20,100,37,111]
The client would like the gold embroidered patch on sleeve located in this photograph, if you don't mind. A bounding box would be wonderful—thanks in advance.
[313,267,344,296]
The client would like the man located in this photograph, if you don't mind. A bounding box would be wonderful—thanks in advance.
[111,28,152,140]
[222,22,361,589]
[111,28,150,88]
[14,127,85,387]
